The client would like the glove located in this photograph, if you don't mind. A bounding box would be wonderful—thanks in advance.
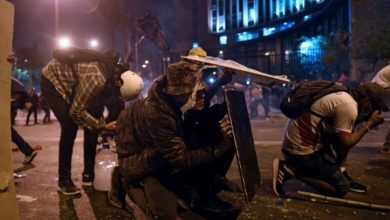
[217,69,235,86]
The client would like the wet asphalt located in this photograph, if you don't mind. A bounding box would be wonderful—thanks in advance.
[12,109,390,219]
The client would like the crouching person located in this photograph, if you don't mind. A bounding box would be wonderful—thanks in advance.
[273,82,389,197]
[114,56,240,219]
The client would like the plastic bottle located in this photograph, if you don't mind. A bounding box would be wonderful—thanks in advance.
[93,142,118,191]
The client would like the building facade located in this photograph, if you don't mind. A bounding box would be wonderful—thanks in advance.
[194,0,351,80]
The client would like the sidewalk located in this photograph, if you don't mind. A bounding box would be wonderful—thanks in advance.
[11,111,390,219]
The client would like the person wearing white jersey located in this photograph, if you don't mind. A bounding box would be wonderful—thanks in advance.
[273,82,389,197]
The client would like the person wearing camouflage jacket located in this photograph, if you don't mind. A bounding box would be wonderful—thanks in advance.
[115,48,239,219]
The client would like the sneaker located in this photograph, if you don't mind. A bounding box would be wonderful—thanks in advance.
[273,158,293,196]
[82,173,94,186]
[342,171,367,193]
[23,151,37,164]
[57,181,81,196]
[13,172,26,179]
[13,172,26,184]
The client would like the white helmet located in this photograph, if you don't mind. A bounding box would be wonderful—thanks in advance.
[120,71,144,101]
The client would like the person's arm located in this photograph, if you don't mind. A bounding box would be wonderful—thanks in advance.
[69,63,108,131]
[148,109,235,170]
[148,112,215,168]
[115,104,217,182]
[333,110,384,160]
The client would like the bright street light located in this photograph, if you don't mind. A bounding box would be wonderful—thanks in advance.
[144,60,149,64]
[89,39,99,48]
[142,64,147,68]
[58,37,71,48]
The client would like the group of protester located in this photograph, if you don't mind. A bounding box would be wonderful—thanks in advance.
[7,53,42,177]
[11,87,51,126]
[23,88,52,125]
[8,45,389,219]
[248,83,271,119]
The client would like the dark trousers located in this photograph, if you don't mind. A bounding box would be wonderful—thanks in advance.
[249,99,261,118]
[121,147,236,219]
[26,107,38,125]
[262,97,270,117]
[42,108,51,122]
[11,127,33,156]
[41,76,102,183]
[283,148,349,197]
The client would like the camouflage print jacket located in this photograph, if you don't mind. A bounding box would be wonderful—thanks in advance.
[115,75,216,186]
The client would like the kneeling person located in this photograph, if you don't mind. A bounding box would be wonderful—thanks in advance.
[274,82,388,197]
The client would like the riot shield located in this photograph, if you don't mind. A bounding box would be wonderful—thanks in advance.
[224,89,261,203]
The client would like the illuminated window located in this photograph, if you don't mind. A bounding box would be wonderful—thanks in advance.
[275,0,286,17]
[263,27,276,36]
[218,16,225,32]
[210,0,218,32]
[296,0,305,11]
[263,21,295,36]
[208,0,327,33]
[286,0,294,14]
[298,36,325,65]
[219,35,228,45]
[247,0,258,26]
[235,31,259,42]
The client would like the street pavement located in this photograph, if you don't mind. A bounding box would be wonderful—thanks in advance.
[11,109,390,219]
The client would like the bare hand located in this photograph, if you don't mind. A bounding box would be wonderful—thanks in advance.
[367,110,385,128]
[7,52,16,63]
[219,114,233,139]
[104,121,117,131]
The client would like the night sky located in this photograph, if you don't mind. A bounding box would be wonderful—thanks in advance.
[12,0,121,57]
[12,0,179,69]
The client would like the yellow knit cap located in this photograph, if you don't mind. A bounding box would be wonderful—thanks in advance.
[188,47,207,57]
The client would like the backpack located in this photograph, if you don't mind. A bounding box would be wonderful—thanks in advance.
[52,47,124,81]
[280,80,347,119]
[53,47,112,65]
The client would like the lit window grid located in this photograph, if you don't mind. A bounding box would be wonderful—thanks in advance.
[208,0,325,33]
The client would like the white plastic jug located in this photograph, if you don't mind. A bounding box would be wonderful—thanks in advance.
[93,143,118,191]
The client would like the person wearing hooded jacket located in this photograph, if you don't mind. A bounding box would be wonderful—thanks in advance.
[114,47,240,219]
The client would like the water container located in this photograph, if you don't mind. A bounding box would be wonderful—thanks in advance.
[93,142,118,191]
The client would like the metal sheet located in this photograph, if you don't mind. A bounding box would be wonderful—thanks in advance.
[181,55,290,84]
[224,89,261,203]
